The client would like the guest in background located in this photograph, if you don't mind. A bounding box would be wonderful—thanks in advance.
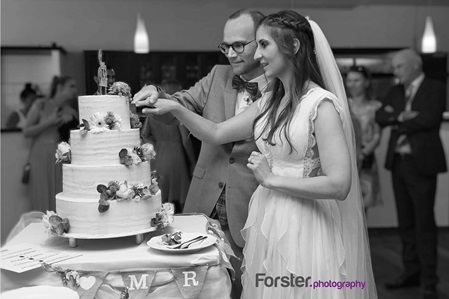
[5,83,40,129]
[141,79,198,213]
[23,76,78,212]
[345,65,382,212]
[133,9,266,298]
[376,48,446,299]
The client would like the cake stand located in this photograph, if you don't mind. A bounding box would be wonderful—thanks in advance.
[61,227,158,248]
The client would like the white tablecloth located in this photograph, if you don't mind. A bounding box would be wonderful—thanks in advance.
[1,214,232,298]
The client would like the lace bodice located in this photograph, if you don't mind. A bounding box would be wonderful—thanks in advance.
[254,87,344,179]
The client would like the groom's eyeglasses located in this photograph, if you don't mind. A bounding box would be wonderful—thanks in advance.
[218,40,255,54]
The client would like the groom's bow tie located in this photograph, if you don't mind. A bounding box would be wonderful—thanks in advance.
[232,75,260,99]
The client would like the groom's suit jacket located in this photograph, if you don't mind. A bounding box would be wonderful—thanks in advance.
[375,77,447,176]
[164,65,259,247]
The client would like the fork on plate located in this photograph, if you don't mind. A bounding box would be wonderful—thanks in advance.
[168,236,207,249]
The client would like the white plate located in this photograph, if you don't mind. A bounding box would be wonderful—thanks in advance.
[147,232,217,254]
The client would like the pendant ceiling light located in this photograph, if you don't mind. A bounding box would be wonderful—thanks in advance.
[421,16,437,53]
[421,0,436,54]
[134,12,150,53]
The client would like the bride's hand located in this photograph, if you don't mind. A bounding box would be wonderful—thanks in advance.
[247,151,273,187]
[141,98,179,115]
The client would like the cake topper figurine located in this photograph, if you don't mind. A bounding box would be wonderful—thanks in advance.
[97,49,108,95]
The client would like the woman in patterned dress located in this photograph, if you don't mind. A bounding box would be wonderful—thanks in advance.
[345,66,382,211]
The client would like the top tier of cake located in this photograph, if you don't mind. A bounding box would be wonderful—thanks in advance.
[78,95,131,130]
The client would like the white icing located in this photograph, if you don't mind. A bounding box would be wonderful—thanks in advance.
[78,95,131,130]
[62,163,152,197]
[55,94,161,237]
[70,129,141,165]
[56,191,161,235]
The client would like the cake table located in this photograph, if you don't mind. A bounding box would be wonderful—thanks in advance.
[1,214,232,299]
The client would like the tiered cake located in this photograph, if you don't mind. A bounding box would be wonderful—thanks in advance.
[55,94,161,236]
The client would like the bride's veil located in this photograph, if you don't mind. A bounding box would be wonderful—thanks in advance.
[309,19,378,298]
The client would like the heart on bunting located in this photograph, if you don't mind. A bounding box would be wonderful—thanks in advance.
[79,276,96,290]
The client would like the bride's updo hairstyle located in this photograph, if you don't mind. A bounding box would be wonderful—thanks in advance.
[254,10,324,152]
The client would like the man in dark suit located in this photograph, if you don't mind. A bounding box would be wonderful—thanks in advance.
[133,9,266,298]
[376,48,447,299]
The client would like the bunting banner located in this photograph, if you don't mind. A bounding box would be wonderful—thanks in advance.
[121,271,156,299]
[171,266,209,299]
[76,271,109,299]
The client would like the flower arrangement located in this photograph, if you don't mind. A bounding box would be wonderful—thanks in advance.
[42,211,70,236]
[97,176,159,213]
[108,81,132,99]
[151,203,175,230]
[55,142,71,164]
[119,143,156,166]
[79,111,121,135]
[42,263,80,289]
[130,112,142,129]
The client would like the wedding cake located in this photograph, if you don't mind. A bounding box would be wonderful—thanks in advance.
[54,89,162,237]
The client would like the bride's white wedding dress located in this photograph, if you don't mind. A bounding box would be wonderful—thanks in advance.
[241,87,373,299]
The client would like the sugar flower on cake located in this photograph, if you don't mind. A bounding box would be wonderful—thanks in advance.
[42,211,70,236]
[140,143,156,160]
[84,112,108,134]
[116,181,135,200]
[108,81,132,99]
[119,148,142,166]
[80,111,122,134]
[104,111,122,130]
[119,143,155,166]
[151,203,175,230]
[97,180,159,213]
[55,142,71,164]
[130,112,142,129]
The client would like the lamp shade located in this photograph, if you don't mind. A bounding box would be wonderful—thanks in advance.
[134,13,149,53]
[421,16,437,53]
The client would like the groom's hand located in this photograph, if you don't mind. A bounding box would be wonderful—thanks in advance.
[132,85,160,110]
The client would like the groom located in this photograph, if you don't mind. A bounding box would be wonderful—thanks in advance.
[133,9,267,298]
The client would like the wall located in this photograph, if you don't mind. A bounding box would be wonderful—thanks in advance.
[2,1,449,95]
[1,0,448,232]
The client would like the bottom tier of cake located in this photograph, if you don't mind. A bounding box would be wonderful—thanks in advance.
[55,191,162,236]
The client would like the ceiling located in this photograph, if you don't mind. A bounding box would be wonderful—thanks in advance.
[33,0,449,6]
[228,0,449,8]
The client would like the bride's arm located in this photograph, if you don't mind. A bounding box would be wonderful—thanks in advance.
[250,101,351,201]
[143,99,260,145]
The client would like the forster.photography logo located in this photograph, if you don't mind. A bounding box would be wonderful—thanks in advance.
[255,273,366,290]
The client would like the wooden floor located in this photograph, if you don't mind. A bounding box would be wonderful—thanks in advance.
[370,227,449,299]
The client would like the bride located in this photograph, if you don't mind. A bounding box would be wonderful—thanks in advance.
[133,10,377,299]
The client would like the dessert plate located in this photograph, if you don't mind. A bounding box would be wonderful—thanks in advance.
[147,232,217,254]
